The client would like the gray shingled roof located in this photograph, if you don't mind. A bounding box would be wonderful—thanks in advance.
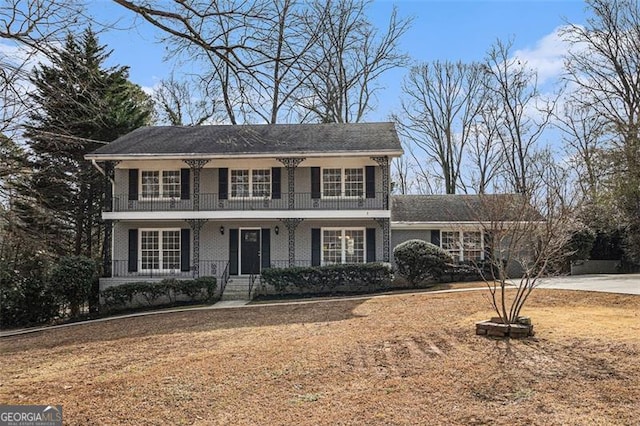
[391,194,541,223]
[86,122,402,158]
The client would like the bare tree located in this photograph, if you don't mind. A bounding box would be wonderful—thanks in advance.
[562,0,640,260]
[554,100,609,203]
[0,0,83,135]
[295,0,411,123]
[153,75,219,126]
[483,39,557,195]
[465,94,505,193]
[476,154,577,329]
[397,61,485,194]
[391,156,413,195]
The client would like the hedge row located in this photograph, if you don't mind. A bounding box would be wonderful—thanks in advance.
[261,263,392,294]
[100,277,217,311]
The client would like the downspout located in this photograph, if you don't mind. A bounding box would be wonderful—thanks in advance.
[91,159,115,186]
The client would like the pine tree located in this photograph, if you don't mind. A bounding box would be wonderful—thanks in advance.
[22,28,153,258]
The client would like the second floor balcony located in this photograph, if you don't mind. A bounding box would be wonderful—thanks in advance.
[109,192,389,212]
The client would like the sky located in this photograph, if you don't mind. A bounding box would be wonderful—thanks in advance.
[85,0,590,123]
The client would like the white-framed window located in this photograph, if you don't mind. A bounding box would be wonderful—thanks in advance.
[322,167,364,197]
[230,169,271,198]
[321,228,365,265]
[441,230,484,262]
[140,229,181,271]
[141,170,180,199]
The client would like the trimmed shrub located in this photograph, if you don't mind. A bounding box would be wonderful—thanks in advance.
[100,276,217,312]
[393,239,453,286]
[261,263,392,294]
[49,256,97,318]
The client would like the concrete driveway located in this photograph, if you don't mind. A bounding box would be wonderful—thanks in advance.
[537,274,640,295]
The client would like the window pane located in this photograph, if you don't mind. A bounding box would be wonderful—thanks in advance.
[441,231,461,260]
[231,170,249,197]
[463,232,483,261]
[322,169,342,197]
[252,169,271,197]
[162,230,181,270]
[141,230,159,270]
[344,229,364,263]
[344,168,363,197]
[322,229,342,265]
[141,171,159,198]
[162,171,181,198]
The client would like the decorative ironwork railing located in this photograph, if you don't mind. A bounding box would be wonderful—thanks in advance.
[110,260,228,279]
[110,192,387,212]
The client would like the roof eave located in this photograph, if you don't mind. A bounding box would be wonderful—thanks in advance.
[84,149,404,161]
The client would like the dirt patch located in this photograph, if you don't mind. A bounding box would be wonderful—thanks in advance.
[1,289,639,425]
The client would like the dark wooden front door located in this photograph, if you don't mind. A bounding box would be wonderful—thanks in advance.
[240,229,260,274]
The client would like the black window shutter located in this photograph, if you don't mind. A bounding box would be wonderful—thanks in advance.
[261,228,271,269]
[271,167,281,199]
[311,228,321,266]
[365,166,375,199]
[128,229,138,272]
[181,229,191,272]
[128,169,138,201]
[181,168,190,200]
[431,230,441,247]
[366,228,376,262]
[219,168,228,200]
[229,228,239,275]
[311,167,321,199]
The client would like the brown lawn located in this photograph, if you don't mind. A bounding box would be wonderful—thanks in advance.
[1,289,639,425]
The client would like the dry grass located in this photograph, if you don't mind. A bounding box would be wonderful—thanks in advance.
[1,289,639,425]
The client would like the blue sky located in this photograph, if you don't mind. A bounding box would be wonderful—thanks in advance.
[90,0,589,121]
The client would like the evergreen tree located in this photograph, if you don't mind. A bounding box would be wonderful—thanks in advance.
[22,28,153,258]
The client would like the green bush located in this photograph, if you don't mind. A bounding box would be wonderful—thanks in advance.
[393,239,453,286]
[0,254,60,328]
[261,263,392,294]
[567,228,596,261]
[100,276,217,312]
[49,256,97,318]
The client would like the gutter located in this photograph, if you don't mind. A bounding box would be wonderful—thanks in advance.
[91,159,115,186]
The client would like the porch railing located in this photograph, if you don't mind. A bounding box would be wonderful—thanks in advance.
[110,260,229,279]
[111,192,386,212]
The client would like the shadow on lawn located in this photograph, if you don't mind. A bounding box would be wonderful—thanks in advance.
[1,298,369,353]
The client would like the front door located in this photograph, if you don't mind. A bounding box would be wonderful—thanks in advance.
[240,229,260,274]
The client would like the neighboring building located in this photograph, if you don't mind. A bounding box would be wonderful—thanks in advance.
[86,122,402,297]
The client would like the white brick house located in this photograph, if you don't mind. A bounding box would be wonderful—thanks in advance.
[86,122,402,297]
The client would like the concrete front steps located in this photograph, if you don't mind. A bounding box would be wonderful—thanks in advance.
[221,276,260,301]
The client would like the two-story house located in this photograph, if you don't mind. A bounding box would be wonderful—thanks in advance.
[86,122,402,298]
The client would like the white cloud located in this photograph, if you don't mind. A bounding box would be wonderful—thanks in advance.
[513,26,571,85]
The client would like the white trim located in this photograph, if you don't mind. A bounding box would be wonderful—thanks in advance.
[138,228,182,273]
[391,221,539,229]
[238,227,261,276]
[85,150,404,162]
[104,210,391,221]
[320,227,366,265]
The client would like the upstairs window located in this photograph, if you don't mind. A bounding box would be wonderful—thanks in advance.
[141,170,180,199]
[322,167,364,197]
[230,169,271,198]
